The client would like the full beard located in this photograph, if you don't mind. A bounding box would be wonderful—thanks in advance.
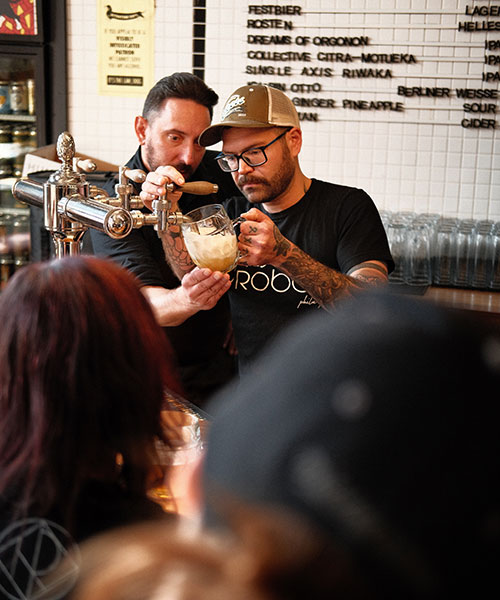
[237,154,295,205]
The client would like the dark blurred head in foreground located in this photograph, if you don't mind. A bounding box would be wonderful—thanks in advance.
[202,291,500,599]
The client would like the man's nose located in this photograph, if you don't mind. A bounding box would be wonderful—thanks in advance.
[178,142,199,165]
[237,157,254,174]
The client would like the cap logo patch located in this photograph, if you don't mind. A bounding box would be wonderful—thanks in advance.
[222,94,246,120]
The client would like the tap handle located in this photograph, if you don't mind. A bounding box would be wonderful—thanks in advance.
[56,131,75,168]
[76,158,97,172]
[165,181,219,195]
[48,132,87,186]
[123,168,146,184]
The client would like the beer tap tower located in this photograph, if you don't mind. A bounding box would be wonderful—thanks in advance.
[11,131,217,257]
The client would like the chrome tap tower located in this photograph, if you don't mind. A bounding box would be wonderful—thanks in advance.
[12,131,217,258]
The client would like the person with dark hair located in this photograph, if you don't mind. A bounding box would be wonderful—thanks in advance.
[141,84,393,373]
[0,256,191,599]
[200,292,500,599]
[90,72,240,406]
[138,72,219,175]
[141,71,219,141]
[0,256,181,539]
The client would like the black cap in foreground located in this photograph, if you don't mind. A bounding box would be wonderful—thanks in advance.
[202,291,500,599]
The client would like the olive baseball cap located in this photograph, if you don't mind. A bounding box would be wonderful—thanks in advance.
[199,84,300,147]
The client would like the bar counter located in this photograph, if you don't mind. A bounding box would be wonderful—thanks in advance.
[422,286,500,328]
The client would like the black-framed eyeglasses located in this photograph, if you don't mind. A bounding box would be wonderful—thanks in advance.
[215,128,290,172]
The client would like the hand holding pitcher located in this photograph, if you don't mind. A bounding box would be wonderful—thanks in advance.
[181,204,244,273]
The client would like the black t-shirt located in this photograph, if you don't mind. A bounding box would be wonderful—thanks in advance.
[90,148,239,367]
[224,179,394,371]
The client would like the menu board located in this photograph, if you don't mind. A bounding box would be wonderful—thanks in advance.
[242,3,499,130]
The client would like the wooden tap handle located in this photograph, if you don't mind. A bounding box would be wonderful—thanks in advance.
[165,181,219,195]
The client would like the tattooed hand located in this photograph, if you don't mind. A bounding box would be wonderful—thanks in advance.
[236,208,388,309]
[237,208,290,267]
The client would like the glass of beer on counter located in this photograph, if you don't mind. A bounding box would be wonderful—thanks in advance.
[181,204,243,273]
[147,396,207,516]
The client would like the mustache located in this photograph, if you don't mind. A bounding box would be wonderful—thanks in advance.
[174,163,194,179]
[237,176,267,186]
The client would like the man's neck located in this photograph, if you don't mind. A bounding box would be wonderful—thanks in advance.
[262,173,312,214]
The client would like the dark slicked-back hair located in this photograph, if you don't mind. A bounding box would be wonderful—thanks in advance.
[142,72,219,121]
[0,256,183,529]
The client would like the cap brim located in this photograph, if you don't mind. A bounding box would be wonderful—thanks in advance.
[199,120,275,147]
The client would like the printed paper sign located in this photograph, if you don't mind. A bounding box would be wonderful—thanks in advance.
[97,0,154,96]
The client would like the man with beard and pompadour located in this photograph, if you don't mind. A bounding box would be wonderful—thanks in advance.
[90,73,240,406]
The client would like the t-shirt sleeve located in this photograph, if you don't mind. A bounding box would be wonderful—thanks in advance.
[336,188,394,274]
[89,227,168,287]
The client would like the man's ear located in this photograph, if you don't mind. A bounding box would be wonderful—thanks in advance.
[287,127,302,158]
[135,116,148,145]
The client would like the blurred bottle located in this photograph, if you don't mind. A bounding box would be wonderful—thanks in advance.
[0,211,14,291]
[11,125,30,178]
[0,123,13,178]
[9,81,28,115]
[414,213,440,281]
[386,215,408,284]
[433,218,458,287]
[10,213,30,265]
[489,222,500,290]
[404,219,432,286]
[395,211,416,225]
[471,220,494,289]
[0,79,11,114]
[452,219,476,289]
[26,78,35,116]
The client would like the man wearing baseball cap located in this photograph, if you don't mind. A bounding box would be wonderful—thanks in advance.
[141,84,393,373]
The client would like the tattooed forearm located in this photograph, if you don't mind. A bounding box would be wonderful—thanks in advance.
[348,261,388,287]
[277,244,387,309]
[273,228,292,258]
[159,226,195,280]
[351,272,386,286]
[348,261,388,277]
[279,248,360,307]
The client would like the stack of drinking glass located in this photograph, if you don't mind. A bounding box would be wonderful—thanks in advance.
[380,211,500,290]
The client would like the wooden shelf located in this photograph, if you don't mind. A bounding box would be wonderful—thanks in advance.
[0,114,36,123]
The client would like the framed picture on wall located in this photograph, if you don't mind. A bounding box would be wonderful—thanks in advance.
[0,0,43,42]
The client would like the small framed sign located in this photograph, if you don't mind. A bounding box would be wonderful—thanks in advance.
[0,0,43,42]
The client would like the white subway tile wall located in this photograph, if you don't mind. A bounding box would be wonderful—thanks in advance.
[67,1,500,219]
